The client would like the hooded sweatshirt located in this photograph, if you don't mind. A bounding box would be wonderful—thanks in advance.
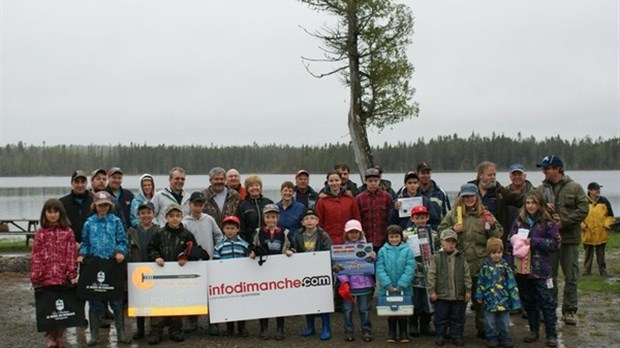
[130,174,156,227]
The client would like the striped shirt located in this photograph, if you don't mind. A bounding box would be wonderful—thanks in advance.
[213,236,250,260]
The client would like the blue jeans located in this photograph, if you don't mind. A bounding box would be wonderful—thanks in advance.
[342,293,372,333]
[433,300,466,340]
[516,275,557,339]
[484,310,511,343]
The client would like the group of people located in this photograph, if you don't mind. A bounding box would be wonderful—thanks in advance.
[28,156,614,348]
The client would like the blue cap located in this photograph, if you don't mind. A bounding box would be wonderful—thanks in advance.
[509,163,525,173]
[536,155,563,169]
[459,183,478,197]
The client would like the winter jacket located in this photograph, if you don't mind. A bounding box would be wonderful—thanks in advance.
[105,185,135,229]
[202,186,241,229]
[428,249,471,301]
[356,189,393,248]
[438,207,503,277]
[504,180,535,233]
[290,227,333,253]
[213,236,250,260]
[147,223,209,262]
[315,189,361,245]
[474,258,521,312]
[276,199,305,239]
[417,179,451,221]
[129,174,155,228]
[376,242,415,296]
[468,179,524,239]
[59,190,93,243]
[152,188,191,226]
[30,225,77,287]
[252,226,291,255]
[536,175,589,244]
[336,240,375,291]
[581,195,615,245]
[79,213,128,259]
[389,189,441,230]
[235,195,274,244]
[506,217,560,280]
[294,186,319,210]
[127,223,158,262]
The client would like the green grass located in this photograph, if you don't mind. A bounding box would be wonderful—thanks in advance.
[0,239,32,252]
[579,274,620,293]
[607,231,620,249]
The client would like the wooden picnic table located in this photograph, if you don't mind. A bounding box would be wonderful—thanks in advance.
[0,219,39,246]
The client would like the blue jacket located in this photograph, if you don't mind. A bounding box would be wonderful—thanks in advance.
[376,242,415,296]
[474,258,521,312]
[276,199,305,240]
[80,213,128,258]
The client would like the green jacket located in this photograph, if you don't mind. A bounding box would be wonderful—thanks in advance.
[536,175,588,245]
[427,249,472,301]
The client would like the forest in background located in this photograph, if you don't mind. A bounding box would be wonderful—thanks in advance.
[1,134,618,176]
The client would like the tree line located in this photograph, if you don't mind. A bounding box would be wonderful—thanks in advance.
[1,134,618,176]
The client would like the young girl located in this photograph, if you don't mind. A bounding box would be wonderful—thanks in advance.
[337,219,375,342]
[78,191,130,346]
[31,199,78,348]
[376,225,415,343]
[506,191,560,348]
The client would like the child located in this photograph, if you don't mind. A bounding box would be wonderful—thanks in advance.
[506,191,560,348]
[376,224,415,343]
[427,229,472,347]
[182,192,223,334]
[77,191,131,346]
[146,203,209,345]
[30,199,78,348]
[290,208,333,341]
[336,219,375,342]
[403,205,438,337]
[127,201,158,339]
[475,238,521,348]
[212,215,251,337]
[250,204,293,340]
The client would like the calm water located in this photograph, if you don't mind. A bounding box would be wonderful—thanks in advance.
[1,171,618,219]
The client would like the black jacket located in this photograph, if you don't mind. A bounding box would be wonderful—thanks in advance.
[59,191,93,243]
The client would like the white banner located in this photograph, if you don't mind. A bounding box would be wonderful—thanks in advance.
[127,261,208,317]
[207,251,334,323]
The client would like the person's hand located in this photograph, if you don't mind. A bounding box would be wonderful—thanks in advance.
[476,299,483,304]
[430,293,437,302]
[394,201,402,209]
[465,293,471,303]
[285,250,293,257]
[369,251,376,260]
[453,223,463,233]
[70,278,78,285]
[249,251,256,259]
[155,258,164,267]
[115,252,124,263]
[178,258,187,266]
[77,255,84,264]
[388,286,400,292]
[524,238,531,245]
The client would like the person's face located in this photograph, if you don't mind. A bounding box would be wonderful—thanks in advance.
[169,171,186,192]
[190,201,205,214]
[489,249,503,263]
[463,195,477,207]
[441,238,457,253]
[138,209,154,225]
[108,173,123,190]
[264,212,278,228]
[281,187,294,202]
[141,180,154,196]
[95,203,111,216]
[418,169,431,185]
[210,174,226,193]
[296,174,309,189]
[388,233,402,246]
[72,178,87,194]
[509,171,526,187]
[542,166,561,183]
[365,177,380,191]
[327,173,342,192]
[247,183,262,198]
[588,188,601,199]
[223,224,239,239]
[411,213,429,226]
[405,179,419,195]
[480,166,497,189]
[525,197,539,215]
[45,208,60,224]
[165,210,183,228]
[91,173,107,191]
[338,168,350,182]
[226,170,241,188]
[347,230,361,242]
[302,215,319,229]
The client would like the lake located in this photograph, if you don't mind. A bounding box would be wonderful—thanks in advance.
[1,171,618,219]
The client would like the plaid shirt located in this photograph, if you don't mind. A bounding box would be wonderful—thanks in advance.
[356,189,393,247]
[30,226,78,287]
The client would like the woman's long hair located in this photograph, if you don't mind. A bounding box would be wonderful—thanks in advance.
[453,194,485,217]
[518,191,553,223]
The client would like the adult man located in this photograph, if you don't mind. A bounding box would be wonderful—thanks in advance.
[225,168,246,200]
[59,170,93,244]
[152,167,190,225]
[90,168,127,228]
[504,163,535,232]
[356,168,393,251]
[105,167,134,229]
[536,155,588,325]
[334,163,359,196]
[202,167,241,229]
[294,169,319,209]
[582,182,615,276]
[416,162,451,222]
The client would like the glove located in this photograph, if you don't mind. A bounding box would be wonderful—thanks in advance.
[338,282,354,302]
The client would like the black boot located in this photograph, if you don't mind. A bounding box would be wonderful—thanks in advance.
[133,317,145,339]
[87,310,100,346]
[275,317,284,340]
[420,313,436,336]
[259,319,269,340]
[409,313,420,337]
[238,321,249,337]
[386,319,397,343]
[398,318,410,343]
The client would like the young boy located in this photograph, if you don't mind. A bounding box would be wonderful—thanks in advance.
[356,168,394,251]
[182,192,223,334]
[146,204,209,345]
[212,215,251,337]
[475,238,521,348]
[403,205,438,338]
[290,208,333,340]
[127,201,158,339]
[427,229,472,347]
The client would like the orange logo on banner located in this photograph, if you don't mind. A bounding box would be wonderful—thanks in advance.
[132,265,155,290]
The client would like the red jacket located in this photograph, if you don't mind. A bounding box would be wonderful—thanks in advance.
[316,190,361,245]
[30,225,78,287]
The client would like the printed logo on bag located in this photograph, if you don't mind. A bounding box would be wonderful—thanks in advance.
[46,298,77,321]
[97,271,105,283]
[55,299,64,311]
[209,274,331,299]
[87,270,115,292]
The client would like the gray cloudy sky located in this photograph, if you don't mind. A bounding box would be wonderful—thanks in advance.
[1,0,618,147]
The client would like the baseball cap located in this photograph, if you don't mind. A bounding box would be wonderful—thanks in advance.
[262,204,280,214]
[344,219,362,232]
[295,169,310,178]
[440,229,458,241]
[536,155,563,169]
[189,191,206,203]
[91,168,107,181]
[364,168,381,179]
[71,170,87,182]
[164,203,183,216]
[411,205,429,216]
[404,171,418,183]
[137,201,154,211]
[222,215,240,227]
[302,208,319,219]
[587,182,602,190]
[509,163,525,173]
[108,167,123,176]
[93,191,113,206]
[417,162,432,172]
[459,183,478,197]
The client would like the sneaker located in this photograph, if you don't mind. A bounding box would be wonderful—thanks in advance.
[386,336,397,343]
[434,337,445,346]
[563,312,577,325]
[362,331,372,342]
[546,337,558,347]
[400,337,410,343]
[523,332,539,343]
[345,333,354,342]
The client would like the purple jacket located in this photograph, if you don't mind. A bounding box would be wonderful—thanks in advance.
[506,217,560,279]
[336,240,375,291]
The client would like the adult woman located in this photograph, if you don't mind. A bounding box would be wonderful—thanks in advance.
[438,183,502,339]
[276,181,305,241]
[315,170,360,245]
[129,174,156,227]
[235,175,273,243]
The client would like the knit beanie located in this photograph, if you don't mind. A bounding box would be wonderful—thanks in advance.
[486,237,504,253]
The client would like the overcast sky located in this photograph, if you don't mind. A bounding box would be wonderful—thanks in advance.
[1,0,618,147]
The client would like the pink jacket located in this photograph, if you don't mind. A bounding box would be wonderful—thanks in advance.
[30,226,77,287]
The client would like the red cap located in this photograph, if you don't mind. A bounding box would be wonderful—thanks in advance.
[222,215,240,227]
[411,205,429,216]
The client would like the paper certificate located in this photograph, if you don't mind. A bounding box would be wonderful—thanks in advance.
[398,197,423,218]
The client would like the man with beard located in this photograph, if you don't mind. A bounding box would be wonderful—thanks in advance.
[226,168,246,200]
[203,167,241,230]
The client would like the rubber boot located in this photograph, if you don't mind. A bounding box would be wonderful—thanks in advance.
[238,321,249,337]
[114,309,132,344]
[420,313,436,336]
[259,319,269,340]
[386,319,397,343]
[398,318,410,343]
[275,317,284,340]
[409,313,420,337]
[319,313,331,341]
[183,316,198,333]
[301,315,315,336]
[133,317,145,339]
[87,310,100,346]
